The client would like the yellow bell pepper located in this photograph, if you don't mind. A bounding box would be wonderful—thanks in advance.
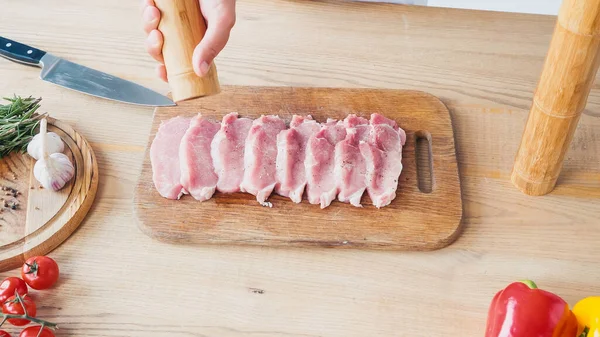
[573,296,600,337]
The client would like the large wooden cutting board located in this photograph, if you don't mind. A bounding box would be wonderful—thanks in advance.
[134,86,463,251]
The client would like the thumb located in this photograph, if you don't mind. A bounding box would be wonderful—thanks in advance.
[192,14,235,76]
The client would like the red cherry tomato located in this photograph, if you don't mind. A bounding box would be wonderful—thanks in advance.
[20,256,59,290]
[19,327,55,337]
[1,294,36,326]
[0,277,28,304]
[0,330,11,337]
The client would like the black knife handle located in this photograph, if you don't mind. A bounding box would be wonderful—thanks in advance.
[0,36,46,67]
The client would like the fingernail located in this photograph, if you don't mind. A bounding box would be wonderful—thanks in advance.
[199,61,210,76]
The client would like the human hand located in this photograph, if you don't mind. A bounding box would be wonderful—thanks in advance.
[141,0,236,82]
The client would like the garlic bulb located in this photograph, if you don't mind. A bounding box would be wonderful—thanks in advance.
[27,119,65,160]
[34,153,75,191]
[33,118,75,191]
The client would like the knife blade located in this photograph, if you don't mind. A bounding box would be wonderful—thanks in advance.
[0,36,175,107]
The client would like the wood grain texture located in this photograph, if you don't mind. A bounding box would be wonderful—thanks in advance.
[0,154,30,247]
[1,0,600,336]
[134,86,463,250]
[512,0,600,195]
[0,117,99,272]
[154,0,221,101]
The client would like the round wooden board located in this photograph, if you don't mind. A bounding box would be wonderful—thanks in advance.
[0,117,98,272]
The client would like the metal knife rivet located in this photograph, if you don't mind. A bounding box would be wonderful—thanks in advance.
[5,43,11,47]
[27,50,33,55]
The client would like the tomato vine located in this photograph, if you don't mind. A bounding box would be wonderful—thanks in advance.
[0,292,57,337]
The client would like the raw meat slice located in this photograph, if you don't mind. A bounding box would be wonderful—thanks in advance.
[359,113,407,208]
[275,115,321,203]
[305,119,347,208]
[335,115,370,207]
[240,115,287,205]
[150,116,191,200]
[370,113,407,146]
[370,113,397,129]
[344,114,369,128]
[211,112,253,193]
[179,114,221,201]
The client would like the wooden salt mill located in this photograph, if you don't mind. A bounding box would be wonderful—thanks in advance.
[512,0,600,195]
[153,0,221,102]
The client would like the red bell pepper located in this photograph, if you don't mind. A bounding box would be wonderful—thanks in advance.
[485,280,583,337]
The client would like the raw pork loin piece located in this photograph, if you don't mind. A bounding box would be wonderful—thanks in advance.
[240,115,286,205]
[179,114,221,201]
[275,115,321,203]
[305,119,347,208]
[335,115,371,207]
[211,112,253,193]
[359,113,407,208]
[150,116,191,200]
[369,113,407,145]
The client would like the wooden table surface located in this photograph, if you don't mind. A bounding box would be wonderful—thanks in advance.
[1,0,599,336]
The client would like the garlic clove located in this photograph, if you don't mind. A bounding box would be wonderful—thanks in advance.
[27,119,65,160]
[27,132,65,160]
[33,153,75,191]
[31,117,75,191]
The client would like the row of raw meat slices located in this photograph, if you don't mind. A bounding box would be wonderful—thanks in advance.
[150,112,407,208]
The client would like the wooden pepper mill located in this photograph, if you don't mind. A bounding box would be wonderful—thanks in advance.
[512,0,600,196]
[153,0,221,102]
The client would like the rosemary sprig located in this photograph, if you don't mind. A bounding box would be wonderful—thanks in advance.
[0,95,46,158]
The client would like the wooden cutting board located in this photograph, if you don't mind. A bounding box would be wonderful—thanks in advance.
[0,117,99,272]
[134,86,463,251]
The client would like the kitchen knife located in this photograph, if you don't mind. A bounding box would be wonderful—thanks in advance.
[0,36,175,107]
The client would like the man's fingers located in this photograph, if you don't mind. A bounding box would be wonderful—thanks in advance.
[140,0,155,11]
[141,0,166,82]
[143,0,236,81]
[156,64,168,82]
[191,14,235,77]
[145,29,165,63]
[142,5,161,34]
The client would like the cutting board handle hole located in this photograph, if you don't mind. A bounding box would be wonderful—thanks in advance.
[415,131,434,193]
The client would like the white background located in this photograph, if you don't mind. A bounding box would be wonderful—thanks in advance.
[363,0,563,15]
[428,0,562,15]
